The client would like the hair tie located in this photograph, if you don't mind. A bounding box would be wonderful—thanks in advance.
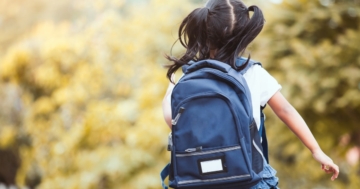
[199,7,210,21]
[202,7,210,14]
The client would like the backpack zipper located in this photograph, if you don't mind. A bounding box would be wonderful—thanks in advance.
[176,146,241,157]
[167,132,173,151]
[171,107,185,126]
[185,146,202,153]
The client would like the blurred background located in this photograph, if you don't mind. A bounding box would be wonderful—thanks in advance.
[0,0,359,188]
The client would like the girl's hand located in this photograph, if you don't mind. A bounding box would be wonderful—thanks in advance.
[312,149,339,181]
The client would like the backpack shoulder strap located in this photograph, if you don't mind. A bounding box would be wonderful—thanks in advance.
[182,57,262,75]
[236,57,262,75]
[160,163,170,189]
[236,57,269,163]
[183,59,232,74]
[260,105,269,164]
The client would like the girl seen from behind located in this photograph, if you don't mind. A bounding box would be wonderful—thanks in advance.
[162,0,339,188]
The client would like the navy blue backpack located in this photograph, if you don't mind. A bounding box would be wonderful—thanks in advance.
[161,57,267,189]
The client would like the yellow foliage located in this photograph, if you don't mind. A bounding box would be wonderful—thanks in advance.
[33,97,55,115]
[0,0,197,188]
[0,126,17,148]
[0,48,31,83]
[1,0,357,188]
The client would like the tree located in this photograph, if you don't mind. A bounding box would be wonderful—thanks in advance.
[1,0,359,188]
[0,0,195,188]
[252,0,360,188]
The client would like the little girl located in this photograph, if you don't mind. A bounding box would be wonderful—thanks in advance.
[162,0,339,188]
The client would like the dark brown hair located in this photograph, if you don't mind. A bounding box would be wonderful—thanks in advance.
[166,0,265,82]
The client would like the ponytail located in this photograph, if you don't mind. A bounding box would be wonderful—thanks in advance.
[166,7,210,83]
[166,1,265,82]
[216,5,265,70]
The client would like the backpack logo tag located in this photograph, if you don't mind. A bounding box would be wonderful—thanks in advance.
[197,156,227,175]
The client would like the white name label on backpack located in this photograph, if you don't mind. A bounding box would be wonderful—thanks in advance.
[200,159,224,174]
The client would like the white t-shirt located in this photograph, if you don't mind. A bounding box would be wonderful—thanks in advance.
[242,65,282,130]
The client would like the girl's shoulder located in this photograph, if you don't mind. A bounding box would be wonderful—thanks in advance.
[246,64,274,78]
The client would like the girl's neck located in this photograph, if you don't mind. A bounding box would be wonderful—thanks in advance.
[210,49,217,59]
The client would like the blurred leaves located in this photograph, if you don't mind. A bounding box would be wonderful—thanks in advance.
[253,0,360,188]
[0,0,193,188]
[0,0,359,188]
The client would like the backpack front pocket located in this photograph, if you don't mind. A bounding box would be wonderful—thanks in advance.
[174,144,251,187]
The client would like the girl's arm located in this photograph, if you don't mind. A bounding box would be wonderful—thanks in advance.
[268,91,339,181]
[162,81,175,129]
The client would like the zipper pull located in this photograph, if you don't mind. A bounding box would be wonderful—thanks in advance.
[185,146,202,153]
[171,107,185,126]
[167,132,173,151]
